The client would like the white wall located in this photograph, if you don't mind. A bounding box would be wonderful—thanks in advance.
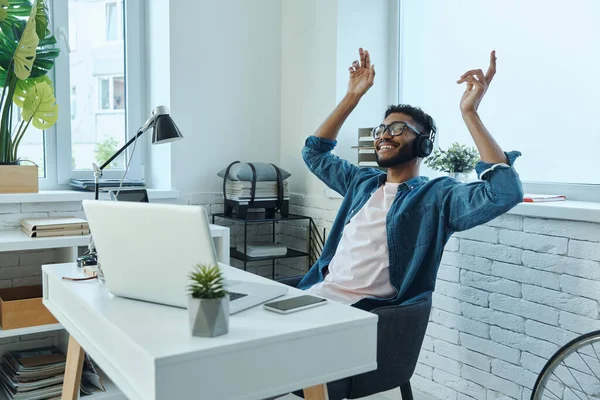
[280,0,338,196]
[147,0,397,199]
[280,0,396,197]
[147,0,283,199]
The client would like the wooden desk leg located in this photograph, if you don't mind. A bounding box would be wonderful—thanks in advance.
[62,335,85,400]
[303,384,329,400]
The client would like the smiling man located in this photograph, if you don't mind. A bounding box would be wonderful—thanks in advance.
[298,48,523,310]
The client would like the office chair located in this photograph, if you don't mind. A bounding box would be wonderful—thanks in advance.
[277,275,432,400]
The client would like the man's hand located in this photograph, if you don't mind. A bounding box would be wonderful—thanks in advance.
[457,50,497,114]
[347,48,375,97]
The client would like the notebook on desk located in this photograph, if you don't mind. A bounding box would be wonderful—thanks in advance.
[82,200,287,314]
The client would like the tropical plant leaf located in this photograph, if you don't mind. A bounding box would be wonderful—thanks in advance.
[13,3,37,80]
[0,0,31,37]
[0,23,19,70]
[0,65,6,86]
[29,45,57,77]
[21,80,57,129]
[34,0,48,39]
[38,33,55,47]
[12,74,49,106]
[0,0,9,23]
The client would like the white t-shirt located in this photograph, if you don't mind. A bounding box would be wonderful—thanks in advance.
[306,182,400,304]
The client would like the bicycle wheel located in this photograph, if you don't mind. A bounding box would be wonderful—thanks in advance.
[532,330,600,400]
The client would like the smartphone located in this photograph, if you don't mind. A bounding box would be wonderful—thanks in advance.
[263,295,328,314]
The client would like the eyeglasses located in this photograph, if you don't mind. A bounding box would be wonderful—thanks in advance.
[371,121,422,140]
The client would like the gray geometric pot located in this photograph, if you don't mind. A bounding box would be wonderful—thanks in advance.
[187,294,229,337]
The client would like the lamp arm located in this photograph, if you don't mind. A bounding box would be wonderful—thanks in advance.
[93,106,168,200]
[94,124,153,200]
[99,127,146,171]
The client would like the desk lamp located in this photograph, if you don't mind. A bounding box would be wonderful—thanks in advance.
[80,106,183,272]
[92,105,183,200]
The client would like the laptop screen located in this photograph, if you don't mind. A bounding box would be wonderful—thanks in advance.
[109,189,149,203]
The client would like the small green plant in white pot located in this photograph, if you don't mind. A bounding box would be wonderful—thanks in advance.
[187,264,229,337]
[424,142,479,182]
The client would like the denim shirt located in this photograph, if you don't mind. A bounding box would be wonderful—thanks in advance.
[297,136,524,310]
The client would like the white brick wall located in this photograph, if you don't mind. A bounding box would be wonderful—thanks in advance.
[424,215,600,399]
[293,197,600,400]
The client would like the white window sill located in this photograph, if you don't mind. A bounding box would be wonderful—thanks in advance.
[325,189,600,223]
[0,189,179,204]
[507,201,600,223]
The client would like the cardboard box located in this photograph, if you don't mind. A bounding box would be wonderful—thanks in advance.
[0,165,39,194]
[0,286,58,330]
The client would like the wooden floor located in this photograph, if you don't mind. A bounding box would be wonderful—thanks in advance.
[278,387,438,400]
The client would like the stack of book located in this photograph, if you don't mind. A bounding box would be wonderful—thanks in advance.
[0,347,105,399]
[236,242,288,257]
[0,347,64,399]
[225,180,289,201]
[20,217,90,238]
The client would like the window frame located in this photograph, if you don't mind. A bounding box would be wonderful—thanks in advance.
[50,0,145,189]
[395,0,600,203]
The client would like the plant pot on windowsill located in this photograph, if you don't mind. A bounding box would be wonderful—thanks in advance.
[187,264,230,338]
[449,172,471,183]
[0,161,38,194]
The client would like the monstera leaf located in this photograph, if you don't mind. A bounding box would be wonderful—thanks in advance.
[0,0,9,23]
[21,80,57,129]
[13,3,37,79]
[12,74,49,107]
[0,1,31,23]
[34,0,48,39]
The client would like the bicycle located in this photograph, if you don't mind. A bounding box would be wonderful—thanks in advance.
[531,329,600,399]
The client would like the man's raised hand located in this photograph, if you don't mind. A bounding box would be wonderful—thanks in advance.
[457,50,497,114]
[347,48,375,97]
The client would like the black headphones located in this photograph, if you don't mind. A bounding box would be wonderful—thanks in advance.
[413,121,437,158]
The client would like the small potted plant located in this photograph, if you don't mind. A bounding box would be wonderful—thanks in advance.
[187,264,229,337]
[424,142,479,182]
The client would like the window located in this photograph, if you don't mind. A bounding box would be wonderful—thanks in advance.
[98,76,125,110]
[51,0,144,188]
[70,86,76,120]
[14,110,46,178]
[397,0,600,200]
[105,2,118,42]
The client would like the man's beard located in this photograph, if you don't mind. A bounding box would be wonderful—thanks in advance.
[375,145,416,168]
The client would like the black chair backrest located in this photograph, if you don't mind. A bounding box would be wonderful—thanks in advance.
[347,296,432,399]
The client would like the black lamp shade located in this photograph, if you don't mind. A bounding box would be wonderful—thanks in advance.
[152,114,183,144]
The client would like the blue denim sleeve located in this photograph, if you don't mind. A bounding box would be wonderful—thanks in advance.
[438,151,524,232]
[302,136,361,197]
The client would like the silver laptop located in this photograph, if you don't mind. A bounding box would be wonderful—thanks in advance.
[82,200,287,314]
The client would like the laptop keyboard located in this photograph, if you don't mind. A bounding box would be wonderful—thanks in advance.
[228,291,248,301]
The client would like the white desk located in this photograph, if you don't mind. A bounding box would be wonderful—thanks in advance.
[43,263,377,400]
[208,224,230,264]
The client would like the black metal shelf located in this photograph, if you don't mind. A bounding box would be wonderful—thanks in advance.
[230,248,309,263]
[212,212,316,279]
[212,212,311,223]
